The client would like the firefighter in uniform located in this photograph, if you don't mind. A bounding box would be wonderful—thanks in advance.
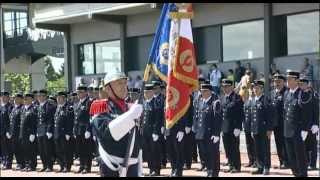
[7,93,24,170]
[183,94,194,170]
[20,93,38,171]
[74,85,93,174]
[36,89,56,172]
[270,73,289,169]
[198,83,222,177]
[283,70,313,177]
[299,78,319,170]
[242,86,256,168]
[0,91,13,169]
[142,83,162,176]
[90,72,143,177]
[250,80,273,175]
[54,91,74,172]
[221,79,243,173]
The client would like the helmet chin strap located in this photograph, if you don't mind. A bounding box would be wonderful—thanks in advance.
[108,84,126,101]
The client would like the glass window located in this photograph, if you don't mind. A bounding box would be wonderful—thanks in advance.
[4,11,14,38]
[16,12,28,36]
[79,44,94,75]
[223,20,264,61]
[287,11,319,55]
[95,40,121,74]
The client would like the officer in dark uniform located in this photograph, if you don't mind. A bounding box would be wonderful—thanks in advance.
[74,84,93,174]
[198,83,222,177]
[7,93,24,170]
[152,81,167,168]
[0,91,13,169]
[141,83,162,176]
[36,89,56,172]
[221,79,243,173]
[299,78,319,170]
[90,72,143,177]
[20,93,38,171]
[192,78,205,171]
[54,91,74,172]
[250,80,273,175]
[127,88,140,103]
[32,90,40,106]
[242,86,256,168]
[183,94,194,170]
[165,99,188,177]
[283,70,312,177]
[270,73,289,169]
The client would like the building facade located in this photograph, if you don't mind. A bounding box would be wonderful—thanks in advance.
[30,3,319,91]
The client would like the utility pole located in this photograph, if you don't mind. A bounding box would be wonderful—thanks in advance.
[0,4,5,91]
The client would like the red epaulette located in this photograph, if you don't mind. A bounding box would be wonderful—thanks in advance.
[89,99,109,116]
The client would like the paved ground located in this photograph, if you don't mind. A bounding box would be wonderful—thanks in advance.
[1,153,319,177]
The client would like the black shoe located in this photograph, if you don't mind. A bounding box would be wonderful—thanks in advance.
[58,167,64,172]
[22,167,29,171]
[222,162,229,166]
[27,167,36,172]
[170,169,177,177]
[76,167,84,173]
[207,170,213,177]
[38,167,47,172]
[3,165,12,170]
[185,164,191,170]
[224,168,233,173]
[230,168,240,173]
[263,168,270,175]
[245,162,254,167]
[309,166,317,170]
[252,163,257,168]
[45,168,53,172]
[82,169,90,174]
[150,171,160,176]
[280,164,289,169]
[251,169,263,175]
[197,165,205,171]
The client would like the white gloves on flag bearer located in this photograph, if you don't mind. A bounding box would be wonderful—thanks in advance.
[152,134,159,142]
[185,127,191,134]
[211,136,220,144]
[233,128,241,137]
[176,131,184,142]
[46,132,53,139]
[109,101,143,141]
[311,125,319,134]
[29,134,35,142]
[6,132,11,139]
[85,131,91,139]
[65,134,70,141]
[301,131,308,141]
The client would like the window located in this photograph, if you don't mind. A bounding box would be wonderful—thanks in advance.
[223,20,264,61]
[79,44,94,75]
[78,40,121,75]
[287,11,319,55]
[3,11,28,38]
[95,40,121,74]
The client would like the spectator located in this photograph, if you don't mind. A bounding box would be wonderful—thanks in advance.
[301,57,313,82]
[134,75,143,89]
[198,68,205,79]
[245,62,256,80]
[227,69,235,84]
[234,61,246,85]
[209,64,222,95]
[235,69,252,94]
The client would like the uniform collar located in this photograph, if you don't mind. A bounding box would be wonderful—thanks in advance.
[25,104,31,110]
[145,97,153,103]
[255,94,263,101]
[203,96,212,103]
[39,100,47,106]
[289,86,299,94]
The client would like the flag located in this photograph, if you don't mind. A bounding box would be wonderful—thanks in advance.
[144,3,199,129]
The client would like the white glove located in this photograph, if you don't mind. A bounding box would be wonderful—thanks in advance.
[185,127,191,134]
[301,131,308,141]
[85,131,91,139]
[176,131,184,142]
[93,136,97,141]
[311,125,319,134]
[46,132,53,139]
[211,136,220,144]
[161,127,165,134]
[233,129,241,137]
[29,134,35,142]
[6,132,11,139]
[152,134,159,142]
[65,134,70,141]
[128,102,143,120]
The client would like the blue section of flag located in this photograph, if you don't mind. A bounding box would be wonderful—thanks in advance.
[147,3,177,79]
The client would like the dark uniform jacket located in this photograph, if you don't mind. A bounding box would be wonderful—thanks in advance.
[221,91,244,133]
[270,87,287,128]
[9,104,23,138]
[283,88,313,138]
[142,98,161,137]
[311,90,319,127]
[192,91,202,133]
[54,103,74,139]
[243,98,253,133]
[74,97,92,136]
[19,105,37,139]
[0,102,13,136]
[37,101,56,137]
[250,95,273,135]
[91,99,140,158]
[195,94,222,140]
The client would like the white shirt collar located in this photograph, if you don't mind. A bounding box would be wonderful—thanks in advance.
[146,97,153,103]
[289,86,299,94]
[153,93,160,98]
[255,95,263,101]
[39,100,47,106]
[58,102,66,108]
[25,105,30,110]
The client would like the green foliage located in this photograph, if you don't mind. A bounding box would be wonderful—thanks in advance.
[46,76,66,95]
[4,73,31,94]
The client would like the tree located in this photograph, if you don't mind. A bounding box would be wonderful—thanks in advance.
[44,57,59,81]
[4,73,31,94]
